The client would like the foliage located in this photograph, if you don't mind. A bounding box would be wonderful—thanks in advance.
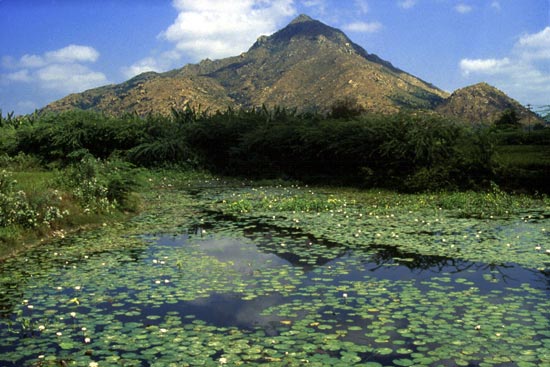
[329,96,365,119]
[126,113,198,167]
[0,170,39,228]
[14,110,148,162]
[186,110,497,191]
[494,108,520,129]
[3,106,547,192]
[60,156,141,213]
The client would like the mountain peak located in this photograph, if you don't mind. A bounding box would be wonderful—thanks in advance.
[249,14,354,53]
[290,14,315,24]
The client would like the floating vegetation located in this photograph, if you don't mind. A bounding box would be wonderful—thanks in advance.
[1,183,549,366]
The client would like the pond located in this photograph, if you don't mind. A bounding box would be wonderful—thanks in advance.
[1,186,549,366]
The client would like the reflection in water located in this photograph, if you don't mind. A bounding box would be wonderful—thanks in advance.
[218,216,550,294]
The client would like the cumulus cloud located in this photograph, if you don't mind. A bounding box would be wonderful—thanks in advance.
[459,27,550,105]
[516,27,550,60]
[459,58,510,75]
[454,4,473,14]
[1,44,108,94]
[45,45,99,64]
[123,0,297,79]
[5,69,32,82]
[161,0,296,60]
[36,64,107,92]
[121,50,183,79]
[343,21,382,33]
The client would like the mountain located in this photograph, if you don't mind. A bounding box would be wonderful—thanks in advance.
[42,15,532,123]
[435,82,539,124]
[42,14,449,116]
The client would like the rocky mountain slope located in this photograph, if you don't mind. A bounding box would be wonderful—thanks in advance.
[43,15,449,116]
[42,15,535,123]
[436,82,538,124]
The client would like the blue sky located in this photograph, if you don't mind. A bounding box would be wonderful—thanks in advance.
[1,0,549,115]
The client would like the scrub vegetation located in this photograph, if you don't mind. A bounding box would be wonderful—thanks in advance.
[0,106,549,251]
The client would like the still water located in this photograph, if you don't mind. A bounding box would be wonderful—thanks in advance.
[1,190,549,366]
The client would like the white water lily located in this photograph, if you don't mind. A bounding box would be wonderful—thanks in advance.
[84,337,91,343]
[38,325,45,331]
[70,312,76,318]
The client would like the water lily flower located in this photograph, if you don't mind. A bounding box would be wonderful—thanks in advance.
[474,325,481,330]
[160,328,168,333]
[70,312,76,318]
[84,337,91,343]
[219,357,228,364]
[56,332,63,336]
[74,286,81,291]
[38,325,45,331]
[89,362,98,367]
[343,293,348,299]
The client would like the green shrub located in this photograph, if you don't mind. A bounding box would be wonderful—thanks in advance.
[61,156,141,213]
[0,170,40,228]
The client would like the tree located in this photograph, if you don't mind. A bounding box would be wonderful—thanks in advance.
[329,96,365,119]
[494,108,520,129]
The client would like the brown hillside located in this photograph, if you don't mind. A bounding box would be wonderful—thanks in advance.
[42,15,449,116]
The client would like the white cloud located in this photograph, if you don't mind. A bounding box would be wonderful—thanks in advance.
[36,64,107,93]
[6,69,32,82]
[343,21,382,33]
[459,27,550,105]
[122,0,297,78]
[122,50,183,79]
[398,0,417,9]
[454,4,473,14]
[44,45,99,64]
[459,58,510,75]
[20,54,46,68]
[490,1,501,11]
[160,0,296,60]
[1,44,108,94]
[516,27,550,60]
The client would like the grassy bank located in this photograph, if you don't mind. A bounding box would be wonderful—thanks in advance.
[0,157,141,258]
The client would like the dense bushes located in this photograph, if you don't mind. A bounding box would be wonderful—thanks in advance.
[185,110,497,191]
[1,106,532,192]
